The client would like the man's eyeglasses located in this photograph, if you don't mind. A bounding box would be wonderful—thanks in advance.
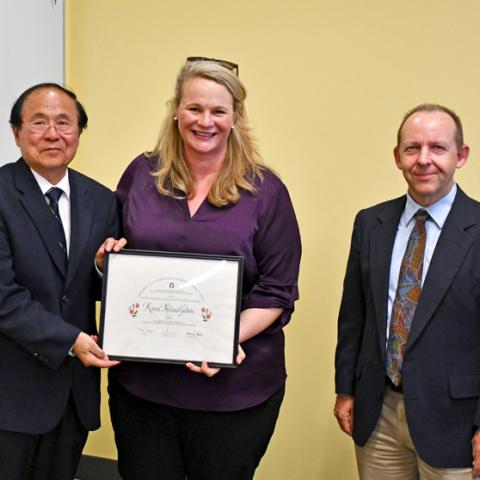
[28,120,76,135]
[186,56,239,76]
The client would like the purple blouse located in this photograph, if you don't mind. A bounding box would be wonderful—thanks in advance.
[111,154,301,411]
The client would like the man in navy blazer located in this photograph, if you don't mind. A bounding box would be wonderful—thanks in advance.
[0,83,121,479]
[334,104,480,478]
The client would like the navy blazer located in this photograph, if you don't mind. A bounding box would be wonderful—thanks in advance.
[335,187,480,468]
[0,159,119,434]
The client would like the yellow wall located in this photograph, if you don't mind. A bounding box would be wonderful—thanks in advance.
[66,1,480,478]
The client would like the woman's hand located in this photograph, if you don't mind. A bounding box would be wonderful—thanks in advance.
[95,237,128,272]
[186,345,246,378]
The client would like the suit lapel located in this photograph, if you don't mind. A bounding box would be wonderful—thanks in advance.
[65,171,94,290]
[406,189,476,350]
[370,197,406,356]
[14,159,67,278]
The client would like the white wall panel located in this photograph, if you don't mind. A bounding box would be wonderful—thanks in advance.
[0,0,63,165]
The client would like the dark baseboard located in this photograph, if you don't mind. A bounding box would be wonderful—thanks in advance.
[76,455,121,480]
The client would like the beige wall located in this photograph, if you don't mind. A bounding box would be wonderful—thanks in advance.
[67,1,480,478]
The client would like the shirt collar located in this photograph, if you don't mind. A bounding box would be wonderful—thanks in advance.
[403,183,457,229]
[30,168,70,200]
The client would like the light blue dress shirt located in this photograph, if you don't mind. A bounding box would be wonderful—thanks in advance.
[386,184,457,337]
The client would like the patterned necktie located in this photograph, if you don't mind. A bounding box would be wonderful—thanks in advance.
[386,209,428,386]
[45,187,68,261]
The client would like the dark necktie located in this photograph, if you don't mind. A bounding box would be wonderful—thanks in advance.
[45,187,68,261]
[386,209,428,386]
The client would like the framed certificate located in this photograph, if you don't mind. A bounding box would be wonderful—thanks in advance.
[100,249,243,367]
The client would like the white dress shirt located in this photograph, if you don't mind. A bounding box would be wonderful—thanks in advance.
[30,168,71,256]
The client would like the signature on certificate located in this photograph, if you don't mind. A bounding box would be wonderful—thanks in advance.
[137,327,154,336]
[185,331,203,340]
[160,328,177,338]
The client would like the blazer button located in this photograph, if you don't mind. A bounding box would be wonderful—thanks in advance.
[62,295,69,303]
[377,391,383,399]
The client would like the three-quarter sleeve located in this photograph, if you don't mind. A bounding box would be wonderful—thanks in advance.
[242,177,301,328]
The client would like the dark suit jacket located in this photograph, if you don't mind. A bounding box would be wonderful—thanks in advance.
[335,187,480,468]
[0,159,119,434]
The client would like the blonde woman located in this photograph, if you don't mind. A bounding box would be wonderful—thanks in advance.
[107,58,301,480]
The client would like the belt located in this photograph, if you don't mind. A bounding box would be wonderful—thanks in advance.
[385,376,403,393]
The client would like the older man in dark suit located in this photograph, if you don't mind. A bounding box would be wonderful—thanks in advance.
[334,104,480,478]
[0,83,123,480]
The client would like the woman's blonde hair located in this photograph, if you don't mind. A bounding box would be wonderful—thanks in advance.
[148,60,266,206]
